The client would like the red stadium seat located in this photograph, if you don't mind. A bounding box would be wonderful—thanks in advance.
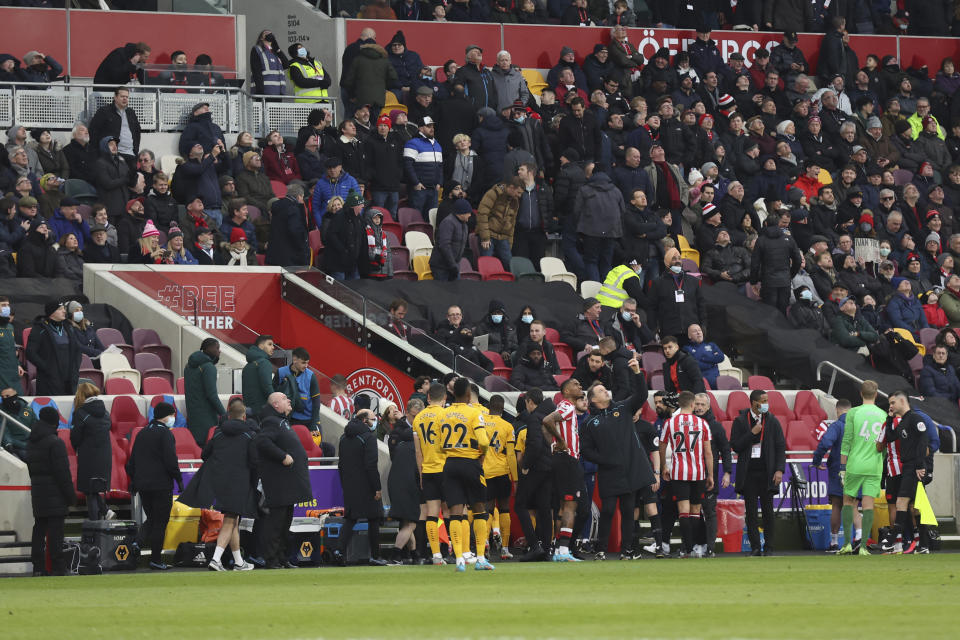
[794,390,827,422]
[105,378,138,395]
[143,377,174,395]
[706,392,723,420]
[171,427,202,459]
[721,421,733,439]
[767,391,795,421]
[724,391,751,420]
[786,420,818,455]
[270,179,287,198]
[477,256,515,281]
[292,424,323,457]
[176,377,185,394]
[110,395,147,438]
[748,375,775,390]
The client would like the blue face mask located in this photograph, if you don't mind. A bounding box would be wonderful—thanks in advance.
[369,419,378,432]
[670,265,683,274]
[0,306,9,318]
[491,314,503,324]
[800,290,813,301]
[759,402,769,413]
[513,114,526,124]
[521,314,533,324]
[297,47,307,58]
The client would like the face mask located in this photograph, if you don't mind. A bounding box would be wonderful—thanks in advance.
[163,416,176,427]
[513,114,526,124]
[521,314,533,324]
[0,306,9,318]
[369,419,378,432]
[879,247,891,257]
[800,290,812,301]
[670,265,683,274]
[759,403,769,414]
[621,311,633,321]
[491,314,503,324]
[297,47,307,57]
[72,311,83,323]
[860,223,872,232]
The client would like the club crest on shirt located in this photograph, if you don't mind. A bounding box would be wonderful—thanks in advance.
[613,411,620,417]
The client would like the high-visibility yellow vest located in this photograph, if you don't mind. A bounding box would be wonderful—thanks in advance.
[597,265,639,307]
[287,60,328,102]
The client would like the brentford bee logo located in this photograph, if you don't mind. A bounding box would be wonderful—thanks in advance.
[346,368,403,413]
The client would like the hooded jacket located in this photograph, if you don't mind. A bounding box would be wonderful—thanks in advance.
[17,226,63,278]
[750,224,802,287]
[476,183,519,242]
[575,172,624,238]
[179,418,258,517]
[26,417,75,517]
[472,111,510,192]
[93,43,144,86]
[93,136,131,219]
[241,345,275,414]
[179,111,225,157]
[70,398,111,494]
[126,419,183,493]
[337,416,382,518]
[183,349,226,446]
[342,44,398,109]
[663,349,705,394]
[919,354,960,401]
[266,195,311,267]
[257,406,312,507]
[474,299,519,357]
[454,62,499,112]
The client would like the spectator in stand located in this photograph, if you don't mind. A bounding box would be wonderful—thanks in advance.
[17,217,63,279]
[661,335,705,394]
[474,299,519,366]
[193,227,225,266]
[261,131,301,186]
[69,382,110,521]
[49,197,89,250]
[621,189,666,281]
[510,343,558,391]
[491,50,530,113]
[94,42,149,86]
[88,87,141,175]
[683,324,725,390]
[385,31,422,102]
[602,294,654,351]
[332,119,368,187]
[62,124,98,186]
[235,151,273,216]
[26,300,80,396]
[26,406,75,577]
[56,233,83,282]
[645,144,689,235]
[297,134,324,184]
[559,97,600,163]
[472,107,511,195]
[90,205,117,248]
[225,228,256,267]
[830,296,879,351]
[6,127,41,176]
[649,248,705,346]
[514,319,561,374]
[455,45,499,112]
[144,173,178,234]
[563,297,605,354]
[403,116,443,220]
[750,212,802,314]
[164,227,197,266]
[117,197,147,257]
[220,198,258,255]
[342,41,396,119]
[131,221,174,266]
[547,46,588,91]
[94,135,131,221]
[476,177,523,270]
[20,52,62,85]
[429,198,471,281]
[366,115,404,217]
[312,156,360,229]
[231,131,260,174]
[919,345,960,402]
[183,338,226,446]
[362,208,391,279]
[886,276,929,339]
[179,103,225,158]
[571,348,612,390]
[575,166,624,282]
[434,305,492,370]
[30,129,68,179]
[286,43,331,103]
[922,291,948,329]
[788,285,828,335]
[267,184,311,267]
[323,190,366,280]
[513,163,552,264]
[328,374,354,419]
[250,30,288,96]
[83,223,120,264]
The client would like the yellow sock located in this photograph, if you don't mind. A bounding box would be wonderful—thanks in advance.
[426,518,440,556]
[530,513,537,530]
[473,517,489,560]
[449,517,463,559]
[499,512,511,546]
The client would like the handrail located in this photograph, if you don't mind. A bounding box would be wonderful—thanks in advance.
[815,360,889,399]
[0,408,32,453]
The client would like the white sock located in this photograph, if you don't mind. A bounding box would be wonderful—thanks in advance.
[233,549,244,566]
[558,545,569,555]
[855,528,862,540]
[433,552,442,558]
[212,546,225,562]
[830,533,838,546]
[493,527,501,535]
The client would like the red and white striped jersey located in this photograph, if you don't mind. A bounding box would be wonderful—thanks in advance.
[661,412,711,481]
[555,399,580,459]
[329,395,354,419]
[881,416,903,477]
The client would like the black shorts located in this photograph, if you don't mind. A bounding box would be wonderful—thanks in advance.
[636,485,657,505]
[897,467,919,501]
[552,452,586,504]
[442,457,485,507]
[422,472,444,503]
[486,474,512,501]
[671,479,706,505]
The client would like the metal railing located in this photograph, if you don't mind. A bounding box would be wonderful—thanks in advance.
[0,81,337,139]
[815,360,889,400]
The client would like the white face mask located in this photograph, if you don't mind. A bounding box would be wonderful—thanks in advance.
[491,314,503,324]
[72,311,83,323]
[621,311,632,321]
[670,265,683,274]
[521,314,533,324]
[297,47,307,58]
[800,290,813,301]
[0,306,10,318]
[163,416,176,427]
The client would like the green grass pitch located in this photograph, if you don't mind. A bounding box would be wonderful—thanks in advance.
[3,556,958,639]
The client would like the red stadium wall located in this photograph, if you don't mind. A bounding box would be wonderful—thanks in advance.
[0,8,238,78]
[347,19,955,76]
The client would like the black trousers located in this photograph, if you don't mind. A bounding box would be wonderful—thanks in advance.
[263,504,294,567]
[86,492,106,521]
[340,516,381,560]
[743,473,775,552]
[760,285,790,315]
[31,515,65,575]
[512,229,547,266]
[138,490,172,564]
[701,490,718,549]
[597,493,636,554]
[515,469,553,549]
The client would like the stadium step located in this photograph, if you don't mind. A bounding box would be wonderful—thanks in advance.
[0,539,32,576]
[0,541,31,558]
[0,530,15,544]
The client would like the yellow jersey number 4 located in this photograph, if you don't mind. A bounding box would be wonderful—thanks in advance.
[441,421,468,450]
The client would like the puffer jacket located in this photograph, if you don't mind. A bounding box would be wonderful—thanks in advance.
[490,65,530,112]
[749,224,801,287]
[403,134,443,188]
[471,113,510,193]
[476,183,519,242]
[574,172,624,238]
